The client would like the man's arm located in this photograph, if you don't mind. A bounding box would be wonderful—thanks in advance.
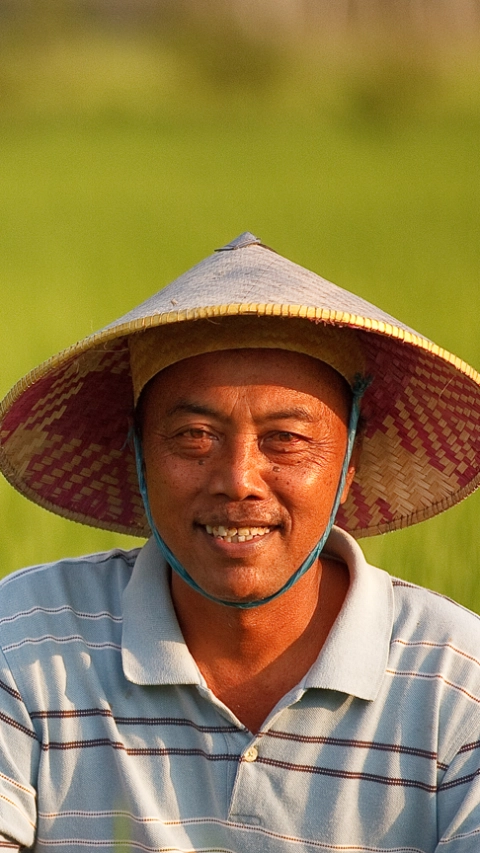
[0,646,39,848]
[436,721,480,850]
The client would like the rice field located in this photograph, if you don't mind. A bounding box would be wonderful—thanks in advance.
[0,19,479,609]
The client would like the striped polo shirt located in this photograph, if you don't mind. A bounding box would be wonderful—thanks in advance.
[1,528,480,851]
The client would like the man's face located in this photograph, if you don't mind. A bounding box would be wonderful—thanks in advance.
[141,349,354,604]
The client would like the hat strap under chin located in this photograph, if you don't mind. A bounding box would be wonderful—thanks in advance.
[134,374,370,609]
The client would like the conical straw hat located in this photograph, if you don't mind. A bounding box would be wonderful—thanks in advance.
[1,232,479,539]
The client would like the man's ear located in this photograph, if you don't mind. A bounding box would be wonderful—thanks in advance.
[339,437,362,505]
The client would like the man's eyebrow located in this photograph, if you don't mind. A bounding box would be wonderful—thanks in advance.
[165,401,220,418]
[165,401,318,423]
[263,407,317,423]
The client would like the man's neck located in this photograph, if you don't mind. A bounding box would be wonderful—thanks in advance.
[171,558,349,733]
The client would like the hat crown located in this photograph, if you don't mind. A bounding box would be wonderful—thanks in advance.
[217,232,263,251]
[105,232,413,337]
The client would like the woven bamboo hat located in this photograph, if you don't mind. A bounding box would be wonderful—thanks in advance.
[1,232,479,539]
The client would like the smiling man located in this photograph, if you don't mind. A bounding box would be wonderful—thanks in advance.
[1,232,480,851]
[138,349,355,735]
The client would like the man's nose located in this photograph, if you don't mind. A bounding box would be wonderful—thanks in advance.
[208,435,269,501]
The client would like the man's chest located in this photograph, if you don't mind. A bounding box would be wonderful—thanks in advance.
[30,672,442,852]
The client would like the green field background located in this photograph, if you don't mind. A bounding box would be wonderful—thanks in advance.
[0,7,479,608]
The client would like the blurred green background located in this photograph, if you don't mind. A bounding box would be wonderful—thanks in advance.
[0,0,479,607]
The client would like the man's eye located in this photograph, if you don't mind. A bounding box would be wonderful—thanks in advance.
[276,432,295,442]
[172,428,217,453]
[178,428,213,442]
[264,432,305,452]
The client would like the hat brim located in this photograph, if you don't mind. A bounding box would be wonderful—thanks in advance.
[1,298,479,539]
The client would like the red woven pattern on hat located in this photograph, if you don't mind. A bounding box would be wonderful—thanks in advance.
[1,342,145,533]
[337,334,480,535]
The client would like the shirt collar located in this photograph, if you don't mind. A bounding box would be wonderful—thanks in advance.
[122,536,201,685]
[304,527,393,700]
[121,529,393,700]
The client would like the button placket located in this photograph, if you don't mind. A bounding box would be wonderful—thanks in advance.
[227,740,264,825]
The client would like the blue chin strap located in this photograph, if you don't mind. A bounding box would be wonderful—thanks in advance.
[134,373,371,609]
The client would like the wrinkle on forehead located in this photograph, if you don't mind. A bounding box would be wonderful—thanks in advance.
[138,348,352,430]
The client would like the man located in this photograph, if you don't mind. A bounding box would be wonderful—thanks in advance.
[0,231,480,850]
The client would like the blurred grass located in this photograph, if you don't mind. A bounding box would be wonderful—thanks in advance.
[0,10,479,607]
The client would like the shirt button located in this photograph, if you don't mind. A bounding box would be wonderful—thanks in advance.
[243,746,258,762]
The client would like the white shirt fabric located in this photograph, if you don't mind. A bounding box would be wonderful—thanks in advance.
[0,528,479,850]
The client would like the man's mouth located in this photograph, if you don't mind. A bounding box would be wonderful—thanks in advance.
[204,524,273,543]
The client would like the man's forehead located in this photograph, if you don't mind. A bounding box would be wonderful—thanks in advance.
[143,348,352,418]
[163,398,323,426]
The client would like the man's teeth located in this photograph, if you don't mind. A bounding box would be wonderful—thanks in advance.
[205,524,271,542]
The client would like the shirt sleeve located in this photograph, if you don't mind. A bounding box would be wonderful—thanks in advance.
[436,722,480,851]
[0,645,39,849]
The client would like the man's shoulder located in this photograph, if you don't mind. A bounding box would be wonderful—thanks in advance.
[0,547,141,644]
[390,573,480,657]
[0,546,140,595]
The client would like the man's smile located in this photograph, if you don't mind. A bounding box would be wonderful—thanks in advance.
[204,524,274,543]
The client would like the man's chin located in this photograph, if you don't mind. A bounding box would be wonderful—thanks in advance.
[173,562,286,606]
